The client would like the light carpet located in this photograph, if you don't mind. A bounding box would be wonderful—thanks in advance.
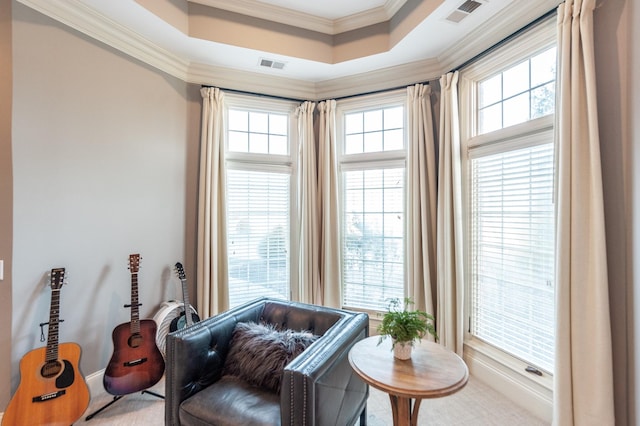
[76,376,549,425]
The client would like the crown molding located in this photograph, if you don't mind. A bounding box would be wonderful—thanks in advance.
[17,0,191,81]
[188,63,319,101]
[331,0,409,34]
[16,0,444,101]
[17,0,560,103]
[188,0,408,35]
[316,58,444,100]
[190,56,444,102]
[385,0,410,17]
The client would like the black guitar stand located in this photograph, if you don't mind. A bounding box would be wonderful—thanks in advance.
[86,301,164,421]
[84,389,164,421]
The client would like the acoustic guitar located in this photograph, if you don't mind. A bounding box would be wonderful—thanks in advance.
[2,268,90,426]
[169,262,200,331]
[103,254,165,395]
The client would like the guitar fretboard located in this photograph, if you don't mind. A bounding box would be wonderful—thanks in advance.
[45,288,61,362]
[181,278,192,327]
[130,272,140,335]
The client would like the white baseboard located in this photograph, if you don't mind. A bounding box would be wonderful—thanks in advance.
[464,345,553,423]
[85,368,108,402]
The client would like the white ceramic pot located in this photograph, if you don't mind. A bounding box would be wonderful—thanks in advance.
[393,340,412,360]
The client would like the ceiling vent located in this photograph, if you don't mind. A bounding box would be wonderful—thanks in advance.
[445,0,483,23]
[259,58,286,70]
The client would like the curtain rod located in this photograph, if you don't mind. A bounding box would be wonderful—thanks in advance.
[201,81,429,104]
[201,81,429,103]
[452,7,557,73]
[203,7,557,103]
[201,86,306,103]
[332,81,430,101]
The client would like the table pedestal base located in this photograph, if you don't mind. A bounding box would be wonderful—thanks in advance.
[389,394,422,426]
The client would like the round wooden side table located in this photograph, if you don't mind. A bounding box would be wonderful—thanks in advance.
[348,336,469,426]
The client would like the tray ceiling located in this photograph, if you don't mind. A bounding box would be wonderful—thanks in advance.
[16,0,561,99]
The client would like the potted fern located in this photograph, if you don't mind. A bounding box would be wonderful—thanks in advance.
[377,297,437,360]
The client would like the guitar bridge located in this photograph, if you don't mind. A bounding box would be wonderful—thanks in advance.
[124,357,147,367]
[32,390,66,402]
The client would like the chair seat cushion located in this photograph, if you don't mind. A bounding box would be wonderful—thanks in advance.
[222,321,318,393]
[179,376,281,426]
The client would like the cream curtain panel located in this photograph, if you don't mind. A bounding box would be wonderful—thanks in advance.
[297,101,321,304]
[317,100,341,308]
[196,87,229,317]
[406,84,437,319]
[554,1,615,424]
[437,72,465,356]
[296,100,340,307]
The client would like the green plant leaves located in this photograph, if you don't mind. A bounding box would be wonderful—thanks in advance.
[377,297,437,348]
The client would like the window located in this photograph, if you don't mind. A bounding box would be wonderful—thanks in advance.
[338,93,406,311]
[225,96,298,308]
[469,138,555,372]
[461,25,557,376]
[478,48,556,134]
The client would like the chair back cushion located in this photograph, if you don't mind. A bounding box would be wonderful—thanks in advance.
[260,301,342,335]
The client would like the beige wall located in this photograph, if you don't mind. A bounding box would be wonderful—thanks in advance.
[630,0,640,423]
[7,2,201,401]
[595,1,632,424]
[0,0,13,410]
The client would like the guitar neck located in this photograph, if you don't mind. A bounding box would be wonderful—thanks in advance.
[46,287,61,362]
[180,278,192,326]
[130,272,141,334]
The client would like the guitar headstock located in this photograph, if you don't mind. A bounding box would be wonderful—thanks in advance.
[49,267,66,290]
[174,262,186,281]
[128,254,141,273]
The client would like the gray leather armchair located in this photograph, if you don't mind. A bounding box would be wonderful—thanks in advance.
[165,297,369,425]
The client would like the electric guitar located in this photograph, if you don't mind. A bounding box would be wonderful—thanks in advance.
[103,254,165,395]
[2,268,90,426]
[169,262,200,331]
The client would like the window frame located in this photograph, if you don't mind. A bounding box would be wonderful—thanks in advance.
[223,93,300,304]
[459,18,557,393]
[336,90,408,313]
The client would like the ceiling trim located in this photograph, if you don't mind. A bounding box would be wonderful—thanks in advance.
[17,0,446,100]
[16,0,561,102]
[316,58,444,100]
[188,62,318,101]
[188,0,408,35]
[17,0,191,81]
[187,56,445,102]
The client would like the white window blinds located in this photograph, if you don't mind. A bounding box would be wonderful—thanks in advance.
[342,167,405,310]
[226,169,290,308]
[469,142,555,372]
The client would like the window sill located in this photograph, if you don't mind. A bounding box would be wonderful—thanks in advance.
[463,337,553,422]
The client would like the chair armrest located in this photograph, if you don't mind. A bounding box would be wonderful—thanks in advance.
[164,300,265,425]
[281,311,369,426]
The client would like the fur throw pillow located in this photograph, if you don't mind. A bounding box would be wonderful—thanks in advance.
[222,321,319,393]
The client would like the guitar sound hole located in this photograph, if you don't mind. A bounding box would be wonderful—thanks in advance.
[128,333,143,348]
[41,360,62,378]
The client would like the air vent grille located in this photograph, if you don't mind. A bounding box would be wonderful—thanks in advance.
[445,0,483,23]
[458,0,482,14]
[259,58,286,70]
